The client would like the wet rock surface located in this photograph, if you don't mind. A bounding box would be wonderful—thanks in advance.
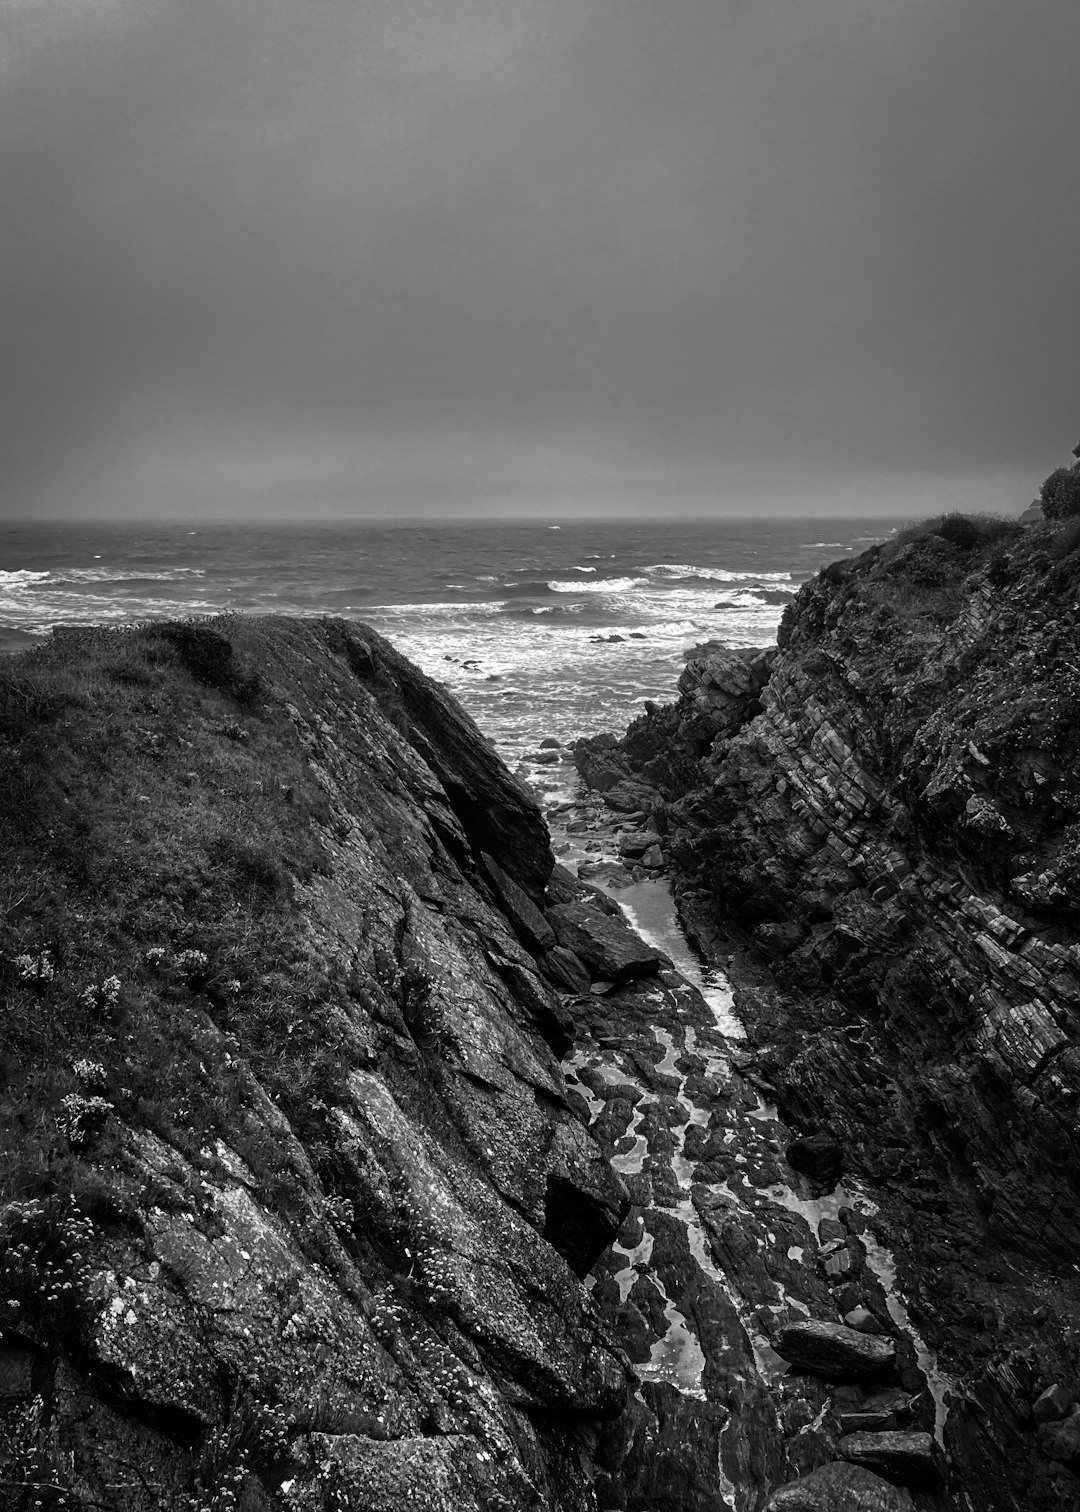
[546,901,662,983]
[775,1321,896,1379]
[572,523,1080,1511]
[763,1461,916,1511]
[539,784,954,1508]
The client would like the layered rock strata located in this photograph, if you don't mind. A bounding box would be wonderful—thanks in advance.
[556,930,952,1512]
[0,618,638,1510]
[574,522,1080,1511]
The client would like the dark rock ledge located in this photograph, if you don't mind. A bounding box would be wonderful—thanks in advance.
[572,518,1080,1512]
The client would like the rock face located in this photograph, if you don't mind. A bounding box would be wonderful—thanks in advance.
[574,518,1080,1511]
[0,618,631,1509]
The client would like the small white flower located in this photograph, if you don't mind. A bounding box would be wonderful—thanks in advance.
[14,950,55,982]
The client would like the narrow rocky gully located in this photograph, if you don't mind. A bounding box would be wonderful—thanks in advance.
[533,765,951,1511]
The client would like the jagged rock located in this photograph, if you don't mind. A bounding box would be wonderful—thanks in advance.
[1034,1382,1072,1423]
[545,902,661,983]
[844,1306,883,1335]
[618,830,662,859]
[838,1431,941,1488]
[571,734,630,793]
[603,781,662,813]
[755,920,807,955]
[775,1320,895,1378]
[541,945,593,994]
[764,1460,915,1510]
[485,949,574,1056]
[482,852,557,953]
[823,1247,860,1282]
[1039,1411,1080,1466]
[640,844,665,869]
[786,1132,843,1185]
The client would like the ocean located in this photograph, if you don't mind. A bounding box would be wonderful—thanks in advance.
[0,517,894,784]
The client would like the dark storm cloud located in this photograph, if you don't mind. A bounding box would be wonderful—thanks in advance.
[2,0,1079,519]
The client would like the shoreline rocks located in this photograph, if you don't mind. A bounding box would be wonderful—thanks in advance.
[764,1461,917,1510]
[774,1321,897,1380]
[569,520,1080,1509]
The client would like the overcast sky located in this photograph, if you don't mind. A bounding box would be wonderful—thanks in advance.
[3,0,1079,521]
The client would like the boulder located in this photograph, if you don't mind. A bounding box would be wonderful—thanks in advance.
[531,749,560,764]
[640,844,665,869]
[775,1321,895,1379]
[786,1131,843,1185]
[838,1431,941,1488]
[618,830,662,859]
[603,781,662,814]
[1039,1411,1080,1467]
[1034,1383,1072,1424]
[545,902,661,983]
[843,1306,883,1335]
[764,1460,915,1510]
[571,737,630,793]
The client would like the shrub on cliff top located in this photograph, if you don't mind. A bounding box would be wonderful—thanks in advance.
[1039,465,1080,522]
[1052,515,1080,559]
[892,512,1019,552]
[148,619,263,705]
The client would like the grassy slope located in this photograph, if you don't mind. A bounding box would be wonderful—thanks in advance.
[0,618,344,1214]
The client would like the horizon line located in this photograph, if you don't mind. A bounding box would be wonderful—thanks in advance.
[0,506,1018,529]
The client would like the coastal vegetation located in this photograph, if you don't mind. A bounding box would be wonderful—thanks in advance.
[0,621,335,1217]
[1039,463,1080,522]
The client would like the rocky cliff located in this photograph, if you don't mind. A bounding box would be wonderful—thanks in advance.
[0,617,645,1510]
[8,544,1080,1512]
[574,515,1080,1510]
